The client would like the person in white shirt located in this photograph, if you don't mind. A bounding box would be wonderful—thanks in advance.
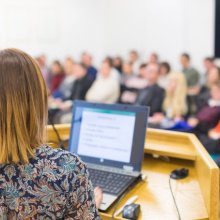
[128,50,141,75]
[86,60,120,104]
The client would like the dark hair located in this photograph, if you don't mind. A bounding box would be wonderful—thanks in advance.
[52,60,63,72]
[204,57,214,62]
[160,62,171,73]
[103,57,113,67]
[139,63,147,69]
[77,62,87,70]
[181,53,190,60]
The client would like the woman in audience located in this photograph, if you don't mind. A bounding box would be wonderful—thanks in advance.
[188,81,220,135]
[50,60,65,93]
[158,62,171,89]
[197,66,220,110]
[128,50,141,75]
[52,57,76,99]
[86,60,120,103]
[113,56,123,73]
[0,49,102,219]
[149,72,188,126]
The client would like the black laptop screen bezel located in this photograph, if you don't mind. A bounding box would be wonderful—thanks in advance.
[68,100,149,172]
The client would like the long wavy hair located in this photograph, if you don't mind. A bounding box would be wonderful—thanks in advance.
[163,72,188,118]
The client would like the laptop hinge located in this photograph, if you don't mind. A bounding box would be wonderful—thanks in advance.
[87,163,141,177]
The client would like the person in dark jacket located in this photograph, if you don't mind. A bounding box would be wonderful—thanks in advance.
[135,63,164,116]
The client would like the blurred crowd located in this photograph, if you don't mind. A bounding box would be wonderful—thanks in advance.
[35,50,220,159]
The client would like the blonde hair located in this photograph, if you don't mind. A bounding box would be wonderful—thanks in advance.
[0,49,48,164]
[163,72,188,118]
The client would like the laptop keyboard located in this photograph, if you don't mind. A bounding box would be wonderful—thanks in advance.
[89,168,134,195]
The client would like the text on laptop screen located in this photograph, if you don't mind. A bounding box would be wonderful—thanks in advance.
[77,108,136,163]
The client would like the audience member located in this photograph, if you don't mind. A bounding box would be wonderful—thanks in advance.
[81,52,97,80]
[202,57,215,84]
[180,53,200,89]
[135,63,164,116]
[50,61,65,93]
[128,50,141,75]
[148,52,159,64]
[36,55,51,88]
[113,56,123,73]
[188,81,220,135]
[149,72,188,125]
[53,57,75,99]
[121,62,134,85]
[86,60,120,103]
[158,62,171,89]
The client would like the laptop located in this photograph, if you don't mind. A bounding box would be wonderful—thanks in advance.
[69,101,149,211]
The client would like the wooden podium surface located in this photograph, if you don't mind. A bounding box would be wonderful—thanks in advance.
[47,124,219,220]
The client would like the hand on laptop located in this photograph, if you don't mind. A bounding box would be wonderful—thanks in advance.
[94,186,103,208]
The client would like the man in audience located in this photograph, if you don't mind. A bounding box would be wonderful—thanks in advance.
[135,63,164,116]
[128,50,141,75]
[180,53,200,88]
[148,52,159,64]
[81,52,97,80]
[86,60,120,104]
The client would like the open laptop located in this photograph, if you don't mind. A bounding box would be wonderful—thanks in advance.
[69,101,149,211]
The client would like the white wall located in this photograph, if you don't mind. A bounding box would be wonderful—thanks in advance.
[0,0,215,71]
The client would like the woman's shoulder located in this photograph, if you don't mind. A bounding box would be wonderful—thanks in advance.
[34,145,87,176]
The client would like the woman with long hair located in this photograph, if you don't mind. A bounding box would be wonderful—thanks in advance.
[0,48,101,219]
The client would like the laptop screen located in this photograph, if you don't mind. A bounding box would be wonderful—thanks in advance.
[69,101,149,171]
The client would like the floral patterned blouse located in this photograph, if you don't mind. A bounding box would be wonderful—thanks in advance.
[0,145,101,220]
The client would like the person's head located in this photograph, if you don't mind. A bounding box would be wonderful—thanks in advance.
[0,49,48,164]
[81,52,93,67]
[129,50,139,63]
[145,63,160,85]
[51,60,63,75]
[36,54,47,68]
[163,72,188,117]
[74,63,87,79]
[138,63,147,78]
[210,81,220,101]
[104,56,113,67]
[100,60,112,78]
[148,52,158,64]
[207,66,220,87]
[159,62,171,76]
[64,57,74,75]
[113,56,123,68]
[204,57,215,72]
[122,62,133,75]
[180,53,191,68]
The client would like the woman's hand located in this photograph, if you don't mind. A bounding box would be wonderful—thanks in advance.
[94,187,103,209]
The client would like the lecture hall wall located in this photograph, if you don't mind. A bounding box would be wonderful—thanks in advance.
[0,0,215,71]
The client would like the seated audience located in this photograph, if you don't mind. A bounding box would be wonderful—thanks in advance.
[149,72,188,126]
[53,57,75,99]
[52,63,94,123]
[86,60,120,103]
[36,54,51,88]
[201,57,215,85]
[113,56,123,73]
[197,66,220,110]
[148,52,159,64]
[180,53,200,89]
[158,62,171,89]
[121,62,134,85]
[128,50,141,75]
[50,60,65,93]
[188,81,220,135]
[135,63,164,116]
[81,52,97,80]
